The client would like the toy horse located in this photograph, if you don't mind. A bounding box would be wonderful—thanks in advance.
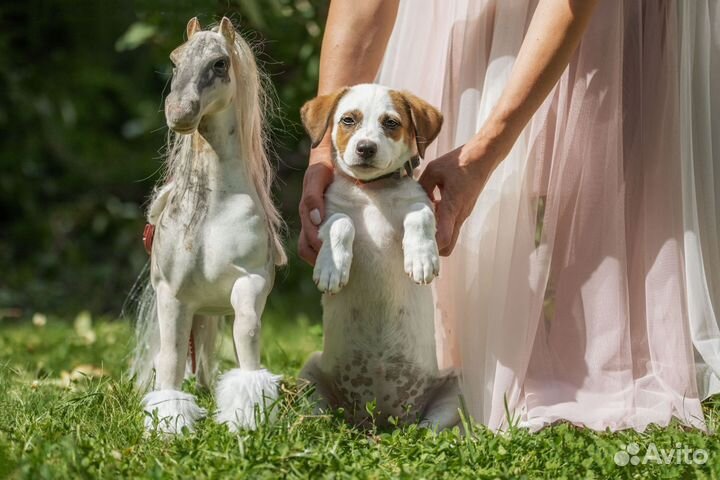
[132,17,285,433]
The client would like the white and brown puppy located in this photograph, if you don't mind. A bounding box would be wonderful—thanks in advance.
[299,84,460,430]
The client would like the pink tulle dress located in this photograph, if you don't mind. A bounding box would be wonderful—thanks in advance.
[376,0,720,432]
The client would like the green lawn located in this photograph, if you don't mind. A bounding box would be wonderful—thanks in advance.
[1,312,718,479]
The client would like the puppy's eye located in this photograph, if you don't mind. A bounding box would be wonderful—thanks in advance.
[213,59,228,75]
[341,116,355,126]
[383,119,400,129]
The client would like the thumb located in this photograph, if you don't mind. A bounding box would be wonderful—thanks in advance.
[300,186,325,226]
[299,196,324,253]
[302,162,334,224]
[434,199,456,252]
[304,192,324,227]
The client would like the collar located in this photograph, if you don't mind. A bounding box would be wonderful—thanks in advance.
[343,156,421,186]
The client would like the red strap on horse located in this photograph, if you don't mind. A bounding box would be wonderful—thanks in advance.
[188,331,197,374]
[142,223,155,255]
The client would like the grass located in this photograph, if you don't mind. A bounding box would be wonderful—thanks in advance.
[0,311,718,479]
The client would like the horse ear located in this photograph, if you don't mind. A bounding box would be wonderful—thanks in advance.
[219,17,235,43]
[301,87,349,148]
[399,91,443,158]
[187,17,202,38]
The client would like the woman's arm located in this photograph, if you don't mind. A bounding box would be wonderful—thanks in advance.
[419,0,599,255]
[298,0,399,265]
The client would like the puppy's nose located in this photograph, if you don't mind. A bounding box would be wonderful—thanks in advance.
[355,140,377,159]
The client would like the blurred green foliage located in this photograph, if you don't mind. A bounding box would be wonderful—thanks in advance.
[0,0,327,319]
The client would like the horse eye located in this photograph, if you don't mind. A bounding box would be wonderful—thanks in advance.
[384,119,400,129]
[213,59,228,75]
[341,116,355,126]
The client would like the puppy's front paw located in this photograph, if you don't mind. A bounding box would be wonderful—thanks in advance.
[313,247,352,294]
[404,240,439,285]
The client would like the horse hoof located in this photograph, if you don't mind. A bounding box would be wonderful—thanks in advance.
[142,389,206,434]
[215,368,282,431]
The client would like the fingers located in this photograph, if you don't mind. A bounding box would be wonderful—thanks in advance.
[420,160,456,254]
[439,217,463,256]
[298,231,319,265]
[298,161,334,265]
[439,204,473,256]
[298,197,323,265]
[434,199,457,255]
[418,162,441,201]
[299,194,323,250]
[298,196,323,265]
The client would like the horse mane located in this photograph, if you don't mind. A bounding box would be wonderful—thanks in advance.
[153,25,286,266]
[228,31,286,266]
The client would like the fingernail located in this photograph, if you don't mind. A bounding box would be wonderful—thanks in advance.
[310,209,322,226]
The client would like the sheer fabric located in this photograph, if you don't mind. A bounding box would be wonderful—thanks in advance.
[376,0,720,431]
[681,0,720,403]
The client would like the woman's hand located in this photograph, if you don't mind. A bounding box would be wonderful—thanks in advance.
[419,141,503,256]
[298,145,334,265]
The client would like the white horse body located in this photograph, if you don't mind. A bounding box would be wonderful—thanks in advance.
[151,137,272,315]
[133,17,283,434]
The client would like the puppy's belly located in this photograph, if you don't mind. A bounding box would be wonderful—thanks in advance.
[319,241,441,425]
[322,341,449,426]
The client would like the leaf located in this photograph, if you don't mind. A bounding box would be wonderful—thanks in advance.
[115,22,157,52]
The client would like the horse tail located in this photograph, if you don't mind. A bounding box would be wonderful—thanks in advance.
[127,264,160,390]
[188,315,222,389]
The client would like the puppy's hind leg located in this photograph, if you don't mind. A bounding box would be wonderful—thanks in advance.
[215,274,282,431]
[298,352,331,414]
[419,376,461,432]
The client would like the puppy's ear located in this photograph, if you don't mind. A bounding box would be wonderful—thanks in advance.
[401,91,443,158]
[300,87,349,148]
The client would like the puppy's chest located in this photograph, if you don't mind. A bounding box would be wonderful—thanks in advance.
[327,198,404,259]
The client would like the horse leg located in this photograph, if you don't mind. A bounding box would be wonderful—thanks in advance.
[215,274,281,431]
[191,315,219,389]
[142,283,206,433]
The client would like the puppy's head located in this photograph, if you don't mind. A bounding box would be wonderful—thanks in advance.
[301,84,443,181]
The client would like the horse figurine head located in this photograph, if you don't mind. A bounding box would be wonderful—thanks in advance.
[165,17,238,134]
[154,16,286,266]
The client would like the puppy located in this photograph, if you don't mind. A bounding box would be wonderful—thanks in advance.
[299,84,460,430]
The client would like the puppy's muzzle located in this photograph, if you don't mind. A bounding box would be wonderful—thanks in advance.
[355,140,377,161]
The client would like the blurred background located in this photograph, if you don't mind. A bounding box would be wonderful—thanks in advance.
[0,0,327,324]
